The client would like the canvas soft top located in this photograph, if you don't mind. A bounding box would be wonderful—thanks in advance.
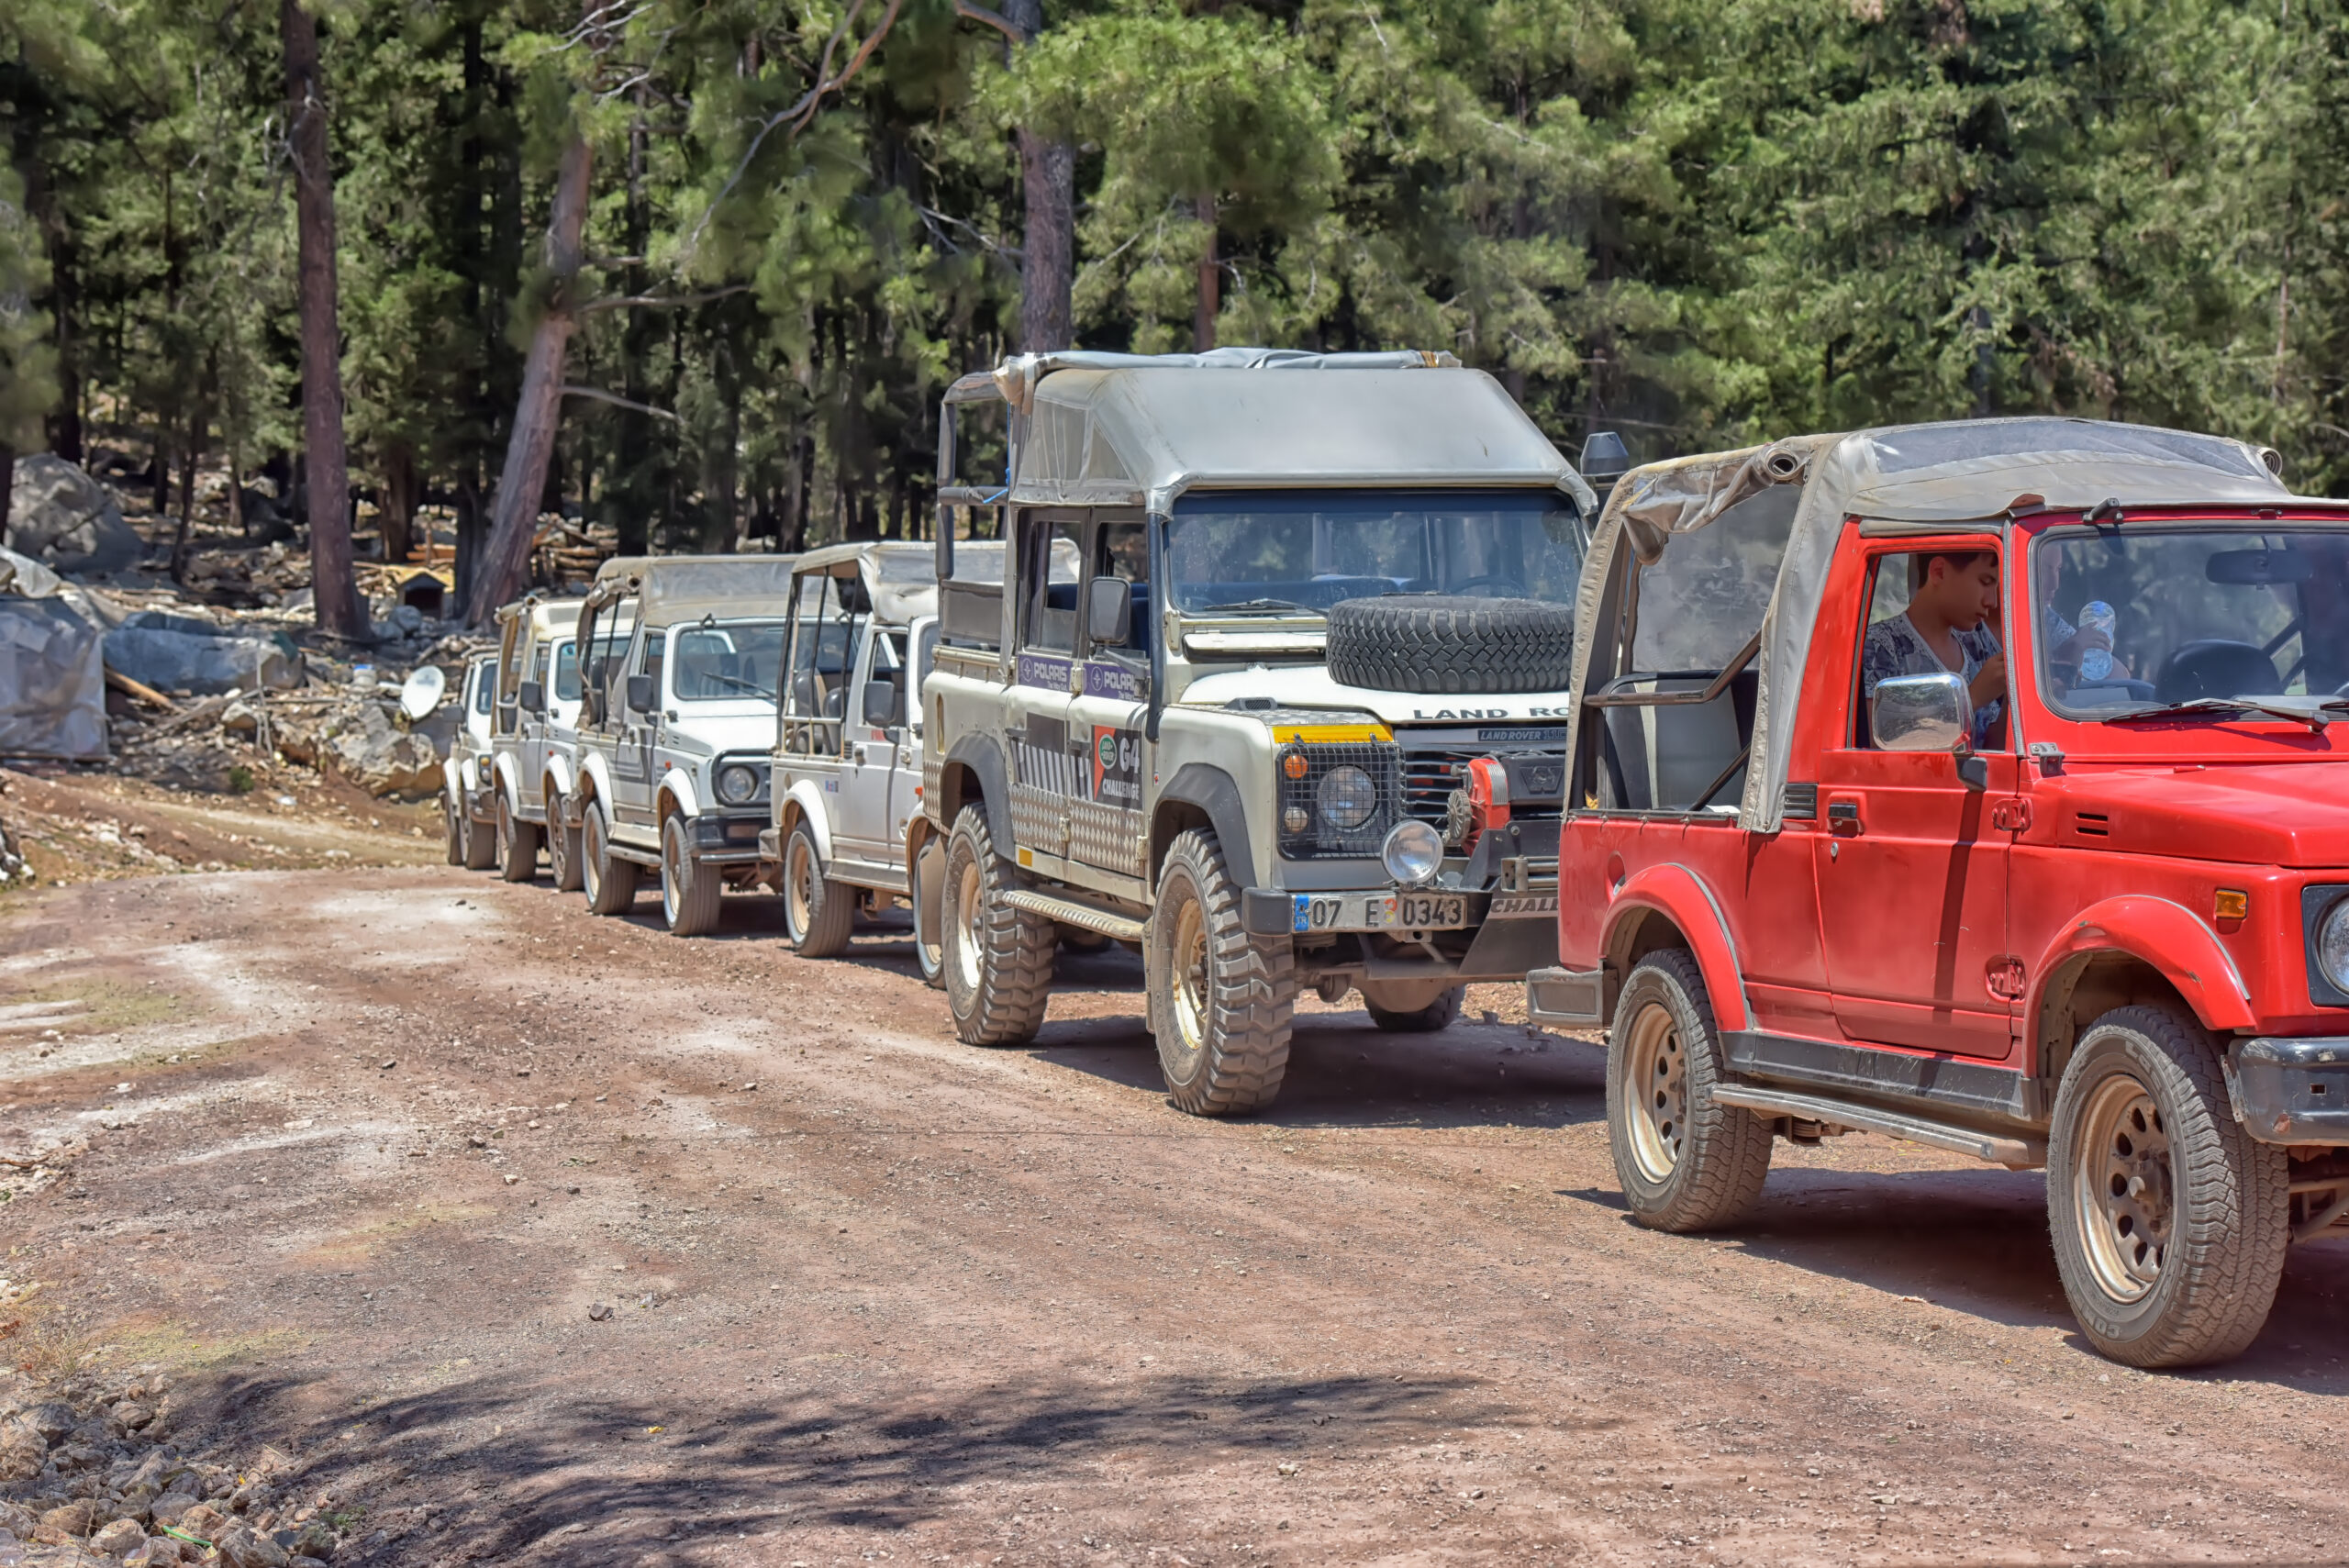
[944,347,1596,514]
[1568,417,2318,835]
[494,594,584,636]
[790,540,941,627]
[583,554,796,626]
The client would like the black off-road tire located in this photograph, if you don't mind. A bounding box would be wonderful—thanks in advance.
[442,792,465,866]
[1147,828,1295,1116]
[2047,1005,2289,1368]
[460,796,497,872]
[783,817,855,958]
[1364,984,1463,1033]
[941,806,1054,1045]
[660,816,724,937]
[545,791,585,894]
[582,801,639,916]
[496,792,540,884]
[1326,595,1575,695]
[1606,950,1774,1231]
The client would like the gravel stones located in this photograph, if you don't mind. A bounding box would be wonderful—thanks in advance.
[90,1517,147,1557]
[214,1524,289,1567]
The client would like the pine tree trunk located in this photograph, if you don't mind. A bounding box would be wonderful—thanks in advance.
[1003,0,1073,354]
[1193,194,1219,352]
[283,0,367,639]
[465,129,593,626]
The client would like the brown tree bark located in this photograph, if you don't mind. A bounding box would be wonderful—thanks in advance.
[282,0,368,639]
[380,446,417,565]
[1017,130,1074,351]
[1193,194,1219,352]
[464,129,592,627]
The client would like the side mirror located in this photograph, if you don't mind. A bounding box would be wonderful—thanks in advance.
[1872,672,1974,754]
[626,673,656,714]
[862,679,903,729]
[1087,575,1132,647]
[516,680,545,714]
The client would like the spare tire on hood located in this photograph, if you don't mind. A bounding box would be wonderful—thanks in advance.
[1325,595,1575,695]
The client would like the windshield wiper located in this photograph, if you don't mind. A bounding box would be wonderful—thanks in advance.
[2105,695,2349,735]
[1198,596,1310,615]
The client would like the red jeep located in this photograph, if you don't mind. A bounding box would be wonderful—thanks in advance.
[1528,418,2349,1367]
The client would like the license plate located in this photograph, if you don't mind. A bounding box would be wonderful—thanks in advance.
[1292,889,1469,933]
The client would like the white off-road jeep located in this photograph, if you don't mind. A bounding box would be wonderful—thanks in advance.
[762,540,970,974]
[487,594,585,885]
[567,554,796,933]
[924,348,1599,1114]
[441,653,499,870]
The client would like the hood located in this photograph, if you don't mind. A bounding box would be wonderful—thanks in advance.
[2048,763,2349,870]
[666,709,778,762]
[1176,664,1574,727]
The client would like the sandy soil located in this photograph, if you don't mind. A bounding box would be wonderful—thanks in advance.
[3,863,2346,1566]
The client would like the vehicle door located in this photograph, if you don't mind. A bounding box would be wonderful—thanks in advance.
[777,566,859,842]
[518,639,551,813]
[893,616,939,851]
[612,625,664,833]
[837,617,905,860]
[1063,515,1152,880]
[580,597,639,820]
[1007,514,1088,861]
[1811,539,2018,1059]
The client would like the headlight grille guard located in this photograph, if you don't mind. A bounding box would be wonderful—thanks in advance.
[1277,740,1403,860]
[2304,884,2349,1008]
[712,752,773,809]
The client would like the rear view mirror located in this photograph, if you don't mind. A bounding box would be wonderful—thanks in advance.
[862,679,904,728]
[1088,576,1133,647]
[2207,548,2311,585]
[516,680,545,714]
[626,673,655,713]
[1872,672,1973,754]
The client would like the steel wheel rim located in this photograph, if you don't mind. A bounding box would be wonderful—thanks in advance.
[2074,1073,2172,1304]
[1168,890,1209,1068]
[914,847,943,972]
[786,836,816,940]
[662,828,683,924]
[952,858,985,993]
[1623,1000,1688,1184]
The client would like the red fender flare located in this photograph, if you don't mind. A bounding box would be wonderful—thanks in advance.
[1602,863,1753,1032]
[2028,895,2255,1037]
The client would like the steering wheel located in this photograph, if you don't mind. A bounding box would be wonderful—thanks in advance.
[1445,573,1528,598]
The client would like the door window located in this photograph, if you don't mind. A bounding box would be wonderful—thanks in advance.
[1855,548,2007,751]
[1085,519,1152,662]
[782,569,863,756]
[1021,517,1085,652]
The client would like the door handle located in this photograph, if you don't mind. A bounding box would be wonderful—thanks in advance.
[1826,798,1863,836]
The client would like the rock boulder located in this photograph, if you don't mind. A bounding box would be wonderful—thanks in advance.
[6,454,145,574]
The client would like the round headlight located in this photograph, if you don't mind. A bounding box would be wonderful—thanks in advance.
[716,762,762,806]
[1381,819,1444,885]
[1317,764,1377,829]
[2320,897,2349,993]
[1282,806,1310,834]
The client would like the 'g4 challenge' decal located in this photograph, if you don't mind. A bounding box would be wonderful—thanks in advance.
[1091,726,1142,806]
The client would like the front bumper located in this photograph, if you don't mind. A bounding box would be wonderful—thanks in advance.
[2231,1037,2349,1144]
[686,812,769,864]
[1240,859,1560,984]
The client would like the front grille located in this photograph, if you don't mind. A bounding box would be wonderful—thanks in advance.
[1397,747,1565,825]
[1278,741,1403,859]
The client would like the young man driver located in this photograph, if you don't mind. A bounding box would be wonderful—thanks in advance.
[1862,550,2007,750]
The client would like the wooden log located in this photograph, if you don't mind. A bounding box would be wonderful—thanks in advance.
[104,667,178,712]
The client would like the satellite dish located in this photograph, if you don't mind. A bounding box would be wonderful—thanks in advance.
[398,664,447,721]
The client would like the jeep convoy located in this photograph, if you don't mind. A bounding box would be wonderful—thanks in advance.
[440,364,2349,1369]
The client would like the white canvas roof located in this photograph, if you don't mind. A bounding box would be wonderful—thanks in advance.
[966,349,1595,514]
[1567,417,2304,833]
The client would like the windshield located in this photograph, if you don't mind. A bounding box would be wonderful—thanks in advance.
[670,619,788,703]
[2032,525,2349,717]
[1165,489,1584,616]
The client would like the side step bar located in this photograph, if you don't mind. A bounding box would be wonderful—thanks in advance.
[1004,889,1148,943]
[1711,1082,2045,1171]
[606,844,663,869]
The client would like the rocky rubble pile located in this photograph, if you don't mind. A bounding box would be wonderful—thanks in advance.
[0,1366,354,1566]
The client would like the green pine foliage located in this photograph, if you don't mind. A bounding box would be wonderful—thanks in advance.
[4,0,2343,569]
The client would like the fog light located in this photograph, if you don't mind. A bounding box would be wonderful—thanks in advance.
[1283,806,1309,834]
[1381,819,1443,885]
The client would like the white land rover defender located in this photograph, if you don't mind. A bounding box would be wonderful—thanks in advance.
[567,554,796,934]
[762,540,964,973]
[924,348,1598,1114]
[487,594,585,885]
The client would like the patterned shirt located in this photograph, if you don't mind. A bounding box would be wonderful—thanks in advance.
[1862,611,2004,749]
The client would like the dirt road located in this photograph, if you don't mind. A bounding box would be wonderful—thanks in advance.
[4,865,2347,1566]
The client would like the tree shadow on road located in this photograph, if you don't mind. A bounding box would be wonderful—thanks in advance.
[195,1365,1546,1564]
